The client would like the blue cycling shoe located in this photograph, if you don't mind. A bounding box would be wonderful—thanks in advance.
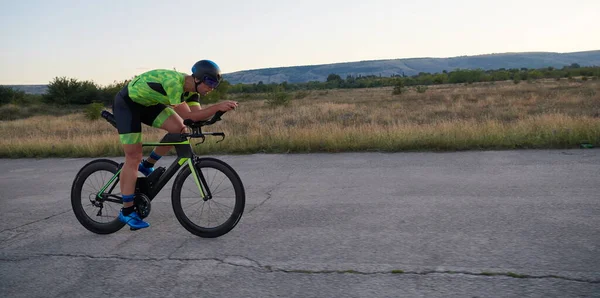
[138,160,154,176]
[118,210,150,230]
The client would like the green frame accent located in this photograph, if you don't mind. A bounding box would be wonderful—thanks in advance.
[97,168,121,199]
[178,158,189,165]
[187,158,206,197]
[142,142,189,146]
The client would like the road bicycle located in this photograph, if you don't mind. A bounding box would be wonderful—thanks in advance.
[70,110,245,238]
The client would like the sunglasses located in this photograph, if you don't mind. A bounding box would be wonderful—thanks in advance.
[203,76,220,89]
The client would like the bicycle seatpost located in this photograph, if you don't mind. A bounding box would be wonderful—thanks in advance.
[101,111,117,129]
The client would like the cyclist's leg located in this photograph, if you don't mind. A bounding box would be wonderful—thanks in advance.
[121,143,143,201]
[152,103,194,152]
[137,105,181,172]
[113,88,143,201]
[159,111,187,134]
[113,88,149,229]
[139,103,195,170]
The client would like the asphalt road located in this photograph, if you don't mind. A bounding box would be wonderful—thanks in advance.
[0,150,599,297]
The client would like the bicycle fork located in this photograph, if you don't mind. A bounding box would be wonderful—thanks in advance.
[188,158,212,201]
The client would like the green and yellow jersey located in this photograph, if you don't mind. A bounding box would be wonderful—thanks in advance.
[127,69,201,108]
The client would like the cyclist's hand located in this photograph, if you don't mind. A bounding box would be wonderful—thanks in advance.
[218,101,238,112]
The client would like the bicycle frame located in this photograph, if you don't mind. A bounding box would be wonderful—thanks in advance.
[97,133,211,203]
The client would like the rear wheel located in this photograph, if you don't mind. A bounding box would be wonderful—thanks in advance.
[71,159,125,234]
[171,158,245,238]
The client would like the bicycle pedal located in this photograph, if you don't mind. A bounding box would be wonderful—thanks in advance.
[130,227,140,231]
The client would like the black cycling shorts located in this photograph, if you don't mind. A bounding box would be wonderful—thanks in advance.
[112,87,174,144]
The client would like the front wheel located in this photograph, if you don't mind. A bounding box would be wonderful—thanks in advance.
[171,157,245,238]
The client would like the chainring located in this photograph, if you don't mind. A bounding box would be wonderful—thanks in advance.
[134,193,152,219]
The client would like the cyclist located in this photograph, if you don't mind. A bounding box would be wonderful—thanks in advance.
[113,60,238,229]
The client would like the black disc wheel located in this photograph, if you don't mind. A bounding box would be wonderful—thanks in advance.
[171,158,245,238]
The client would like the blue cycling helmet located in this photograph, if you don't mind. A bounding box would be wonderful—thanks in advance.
[191,60,222,82]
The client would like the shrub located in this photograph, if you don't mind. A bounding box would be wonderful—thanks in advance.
[19,94,43,105]
[266,91,291,107]
[0,104,21,120]
[0,86,25,105]
[416,85,428,93]
[44,77,103,105]
[294,90,310,99]
[392,80,404,95]
[84,103,104,120]
[101,80,129,104]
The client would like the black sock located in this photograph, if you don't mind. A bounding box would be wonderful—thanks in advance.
[122,206,135,216]
[142,159,155,168]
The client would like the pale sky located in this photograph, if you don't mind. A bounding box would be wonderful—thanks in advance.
[1,0,599,85]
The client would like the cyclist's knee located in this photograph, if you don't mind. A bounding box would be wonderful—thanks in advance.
[172,123,186,133]
[164,121,186,133]
[161,114,186,133]
[125,151,143,163]
[123,144,143,164]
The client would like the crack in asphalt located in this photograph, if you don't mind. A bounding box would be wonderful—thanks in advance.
[0,210,72,233]
[167,238,189,259]
[1,253,597,284]
[247,171,294,214]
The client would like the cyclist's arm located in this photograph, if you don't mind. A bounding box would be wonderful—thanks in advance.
[183,93,202,112]
[188,103,202,112]
[172,102,201,119]
[173,102,231,122]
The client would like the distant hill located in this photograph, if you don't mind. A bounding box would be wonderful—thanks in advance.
[223,50,600,84]
[3,85,48,95]
[5,50,600,93]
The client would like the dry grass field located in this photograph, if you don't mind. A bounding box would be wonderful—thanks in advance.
[0,79,598,157]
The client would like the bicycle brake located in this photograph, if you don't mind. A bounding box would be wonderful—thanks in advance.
[195,136,206,145]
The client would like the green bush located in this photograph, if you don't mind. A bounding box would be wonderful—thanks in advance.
[0,86,25,105]
[0,104,21,120]
[294,90,310,99]
[100,80,129,104]
[44,77,103,105]
[416,85,428,93]
[266,91,291,107]
[84,103,104,120]
[392,80,404,95]
[19,94,43,105]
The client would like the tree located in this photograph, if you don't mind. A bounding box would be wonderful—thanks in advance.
[432,74,447,84]
[392,79,404,95]
[326,73,343,88]
[326,74,342,82]
[101,80,130,104]
[448,69,484,84]
[0,86,25,105]
[43,77,103,105]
